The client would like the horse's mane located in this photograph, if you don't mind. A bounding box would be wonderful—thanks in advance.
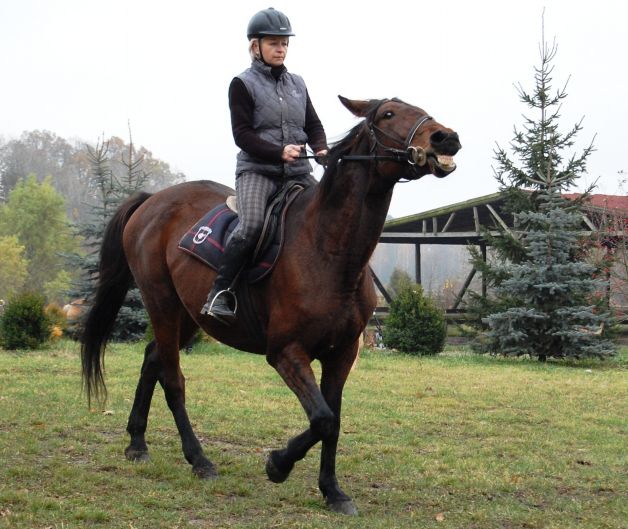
[318,98,385,199]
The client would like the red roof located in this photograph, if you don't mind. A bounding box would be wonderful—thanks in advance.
[563,194,628,213]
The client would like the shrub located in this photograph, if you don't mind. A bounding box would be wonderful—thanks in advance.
[383,284,446,355]
[0,292,51,350]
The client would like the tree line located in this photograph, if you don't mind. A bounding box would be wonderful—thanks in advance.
[0,131,184,340]
[0,130,185,222]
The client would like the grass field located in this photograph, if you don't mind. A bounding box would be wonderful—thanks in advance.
[0,341,626,529]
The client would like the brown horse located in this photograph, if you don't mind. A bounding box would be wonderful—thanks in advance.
[81,96,460,515]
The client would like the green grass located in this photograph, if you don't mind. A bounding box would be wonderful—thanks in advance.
[0,340,626,529]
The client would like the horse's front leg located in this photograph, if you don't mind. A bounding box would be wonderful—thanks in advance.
[266,343,328,481]
[266,343,357,515]
[317,344,359,515]
[265,428,318,484]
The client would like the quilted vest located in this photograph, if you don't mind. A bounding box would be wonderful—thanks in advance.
[235,60,312,178]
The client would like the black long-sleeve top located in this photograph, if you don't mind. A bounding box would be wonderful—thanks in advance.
[228,66,327,163]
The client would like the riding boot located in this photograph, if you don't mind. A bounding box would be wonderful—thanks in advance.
[200,233,253,323]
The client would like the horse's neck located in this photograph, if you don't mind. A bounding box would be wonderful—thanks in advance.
[310,163,393,279]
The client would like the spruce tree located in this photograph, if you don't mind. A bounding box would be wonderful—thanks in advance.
[111,130,150,340]
[467,28,615,360]
[67,136,149,341]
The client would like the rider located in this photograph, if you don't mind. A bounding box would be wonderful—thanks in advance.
[201,7,328,322]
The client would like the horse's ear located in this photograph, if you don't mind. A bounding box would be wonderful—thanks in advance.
[338,95,371,117]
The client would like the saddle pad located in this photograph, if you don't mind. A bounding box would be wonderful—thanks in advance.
[178,203,280,284]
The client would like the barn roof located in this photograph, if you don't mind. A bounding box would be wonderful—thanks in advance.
[563,193,628,212]
[380,191,627,245]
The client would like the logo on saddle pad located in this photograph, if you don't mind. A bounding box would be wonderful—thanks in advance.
[192,226,212,244]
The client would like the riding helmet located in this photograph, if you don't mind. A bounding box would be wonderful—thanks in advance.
[247,7,294,39]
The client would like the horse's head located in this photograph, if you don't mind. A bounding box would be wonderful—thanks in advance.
[338,96,461,181]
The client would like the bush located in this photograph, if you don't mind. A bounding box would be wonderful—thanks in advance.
[0,292,51,350]
[383,284,446,355]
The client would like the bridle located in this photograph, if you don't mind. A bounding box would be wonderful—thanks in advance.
[340,99,433,179]
[299,99,434,179]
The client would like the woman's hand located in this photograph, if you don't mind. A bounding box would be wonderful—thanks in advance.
[282,144,303,162]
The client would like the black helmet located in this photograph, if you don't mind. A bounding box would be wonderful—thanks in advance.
[247,7,294,39]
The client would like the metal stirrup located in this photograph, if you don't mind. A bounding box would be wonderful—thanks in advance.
[201,289,238,317]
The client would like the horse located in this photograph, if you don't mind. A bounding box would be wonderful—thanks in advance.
[81,96,461,515]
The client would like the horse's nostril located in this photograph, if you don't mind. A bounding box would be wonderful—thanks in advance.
[430,130,461,154]
[430,130,447,144]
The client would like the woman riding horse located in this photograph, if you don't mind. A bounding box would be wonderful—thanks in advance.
[81,94,460,515]
[202,7,328,322]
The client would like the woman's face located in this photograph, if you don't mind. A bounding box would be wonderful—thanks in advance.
[257,36,289,67]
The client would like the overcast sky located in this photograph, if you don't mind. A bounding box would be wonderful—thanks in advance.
[1,0,626,218]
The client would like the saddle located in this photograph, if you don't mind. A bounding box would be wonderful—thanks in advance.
[178,181,304,283]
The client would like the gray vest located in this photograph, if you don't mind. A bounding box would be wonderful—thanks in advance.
[235,60,312,178]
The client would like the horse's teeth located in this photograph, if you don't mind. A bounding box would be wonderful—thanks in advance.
[437,155,454,166]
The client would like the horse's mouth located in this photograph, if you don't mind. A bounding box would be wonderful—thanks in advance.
[427,152,457,177]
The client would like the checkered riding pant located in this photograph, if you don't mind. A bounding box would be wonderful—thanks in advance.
[233,171,317,241]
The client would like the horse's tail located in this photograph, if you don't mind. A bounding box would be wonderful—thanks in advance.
[81,191,152,405]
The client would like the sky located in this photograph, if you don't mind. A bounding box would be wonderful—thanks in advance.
[1,0,626,218]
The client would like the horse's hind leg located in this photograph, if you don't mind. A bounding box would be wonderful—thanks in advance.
[125,314,198,461]
[125,339,160,461]
[153,312,217,479]
[125,311,214,478]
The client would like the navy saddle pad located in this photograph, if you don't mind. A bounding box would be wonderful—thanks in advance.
[178,203,281,283]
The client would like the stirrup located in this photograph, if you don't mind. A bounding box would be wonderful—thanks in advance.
[200,289,238,322]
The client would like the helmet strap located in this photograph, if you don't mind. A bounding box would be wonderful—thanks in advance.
[257,37,272,66]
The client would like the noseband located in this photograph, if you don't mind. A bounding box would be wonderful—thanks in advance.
[340,100,433,178]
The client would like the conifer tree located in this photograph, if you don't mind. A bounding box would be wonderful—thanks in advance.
[110,129,150,340]
[467,26,615,360]
[67,134,149,341]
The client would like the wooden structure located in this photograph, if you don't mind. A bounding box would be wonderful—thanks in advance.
[373,192,628,316]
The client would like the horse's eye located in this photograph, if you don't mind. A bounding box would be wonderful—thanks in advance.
[383,111,395,119]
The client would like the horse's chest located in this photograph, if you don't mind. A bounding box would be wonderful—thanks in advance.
[269,261,376,350]
[299,296,368,347]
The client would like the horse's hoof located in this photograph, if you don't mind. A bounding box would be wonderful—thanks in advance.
[327,499,358,516]
[193,462,218,480]
[124,447,150,462]
[265,451,292,483]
